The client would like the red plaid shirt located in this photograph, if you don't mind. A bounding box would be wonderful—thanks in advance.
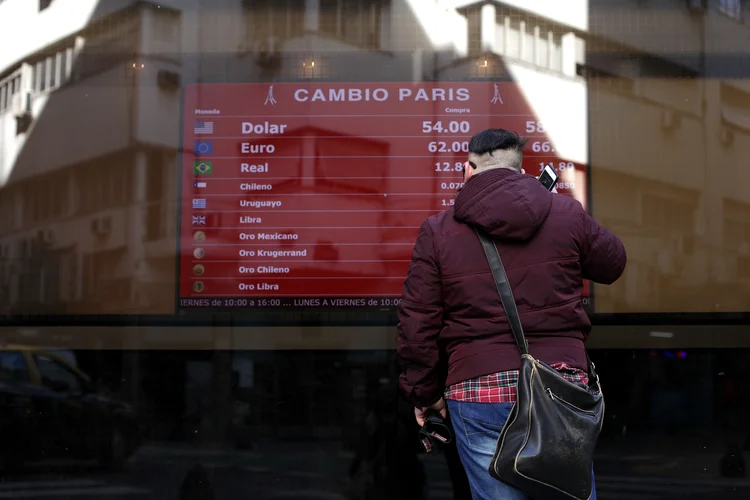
[445,363,588,403]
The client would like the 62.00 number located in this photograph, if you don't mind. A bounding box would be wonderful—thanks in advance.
[429,141,469,153]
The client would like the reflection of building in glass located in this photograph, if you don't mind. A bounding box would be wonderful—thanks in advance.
[0,2,183,315]
[2,0,750,441]
[581,0,750,313]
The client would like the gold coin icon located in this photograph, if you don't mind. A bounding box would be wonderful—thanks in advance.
[193,248,205,259]
[193,281,205,293]
[194,231,206,242]
[193,264,205,276]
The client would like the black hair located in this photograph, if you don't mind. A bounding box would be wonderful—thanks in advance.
[468,129,528,156]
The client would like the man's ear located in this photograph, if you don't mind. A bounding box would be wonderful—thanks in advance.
[521,168,526,174]
[463,162,474,182]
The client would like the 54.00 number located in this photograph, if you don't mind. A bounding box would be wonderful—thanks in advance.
[422,121,471,134]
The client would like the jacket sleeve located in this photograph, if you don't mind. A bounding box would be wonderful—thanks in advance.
[578,209,627,285]
[396,220,444,408]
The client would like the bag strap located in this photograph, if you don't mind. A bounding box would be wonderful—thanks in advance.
[474,227,601,387]
[474,227,529,356]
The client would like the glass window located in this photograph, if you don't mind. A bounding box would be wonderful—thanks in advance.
[0,351,30,383]
[60,49,68,82]
[538,30,549,68]
[35,355,81,393]
[49,55,57,88]
[507,19,521,58]
[3,3,750,497]
[41,59,47,91]
[36,61,44,91]
[550,33,562,71]
[522,23,534,62]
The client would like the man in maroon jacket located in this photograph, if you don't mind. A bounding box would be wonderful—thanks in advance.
[397,129,626,499]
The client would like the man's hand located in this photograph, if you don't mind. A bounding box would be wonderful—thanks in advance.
[414,398,448,427]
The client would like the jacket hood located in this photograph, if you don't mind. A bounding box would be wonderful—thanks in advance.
[453,168,553,241]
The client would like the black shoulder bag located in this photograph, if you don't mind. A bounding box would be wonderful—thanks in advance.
[475,228,604,500]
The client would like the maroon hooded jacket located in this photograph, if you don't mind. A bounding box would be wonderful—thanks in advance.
[397,168,627,407]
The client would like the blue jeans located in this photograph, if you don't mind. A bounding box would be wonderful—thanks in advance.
[447,400,597,500]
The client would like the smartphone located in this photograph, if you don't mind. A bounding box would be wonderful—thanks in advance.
[538,164,558,191]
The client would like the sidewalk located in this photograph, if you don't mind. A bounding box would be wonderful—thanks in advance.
[131,440,750,499]
[594,431,750,484]
[132,443,261,467]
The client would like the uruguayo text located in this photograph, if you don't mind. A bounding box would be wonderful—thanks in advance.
[240,200,282,208]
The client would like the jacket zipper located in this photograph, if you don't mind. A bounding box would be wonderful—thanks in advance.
[546,388,596,415]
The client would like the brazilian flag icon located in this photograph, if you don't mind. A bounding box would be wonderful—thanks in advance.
[194,161,213,175]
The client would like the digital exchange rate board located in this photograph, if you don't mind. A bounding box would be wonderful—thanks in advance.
[178,82,589,310]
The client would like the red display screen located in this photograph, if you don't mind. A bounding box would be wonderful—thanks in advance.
[178,83,589,309]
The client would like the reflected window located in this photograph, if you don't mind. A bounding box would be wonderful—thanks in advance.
[40,60,46,91]
[36,60,45,92]
[35,355,80,393]
[490,12,563,72]
[246,0,304,43]
[506,18,521,58]
[719,0,742,19]
[60,49,68,82]
[722,201,750,279]
[467,9,481,54]
[522,22,534,62]
[76,154,133,215]
[641,194,696,235]
[320,0,385,49]
[76,12,137,82]
[0,351,30,383]
[49,55,57,88]
[23,174,69,224]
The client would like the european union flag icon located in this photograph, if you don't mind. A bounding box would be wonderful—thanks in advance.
[194,141,213,155]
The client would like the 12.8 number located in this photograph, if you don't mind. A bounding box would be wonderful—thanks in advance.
[435,162,464,172]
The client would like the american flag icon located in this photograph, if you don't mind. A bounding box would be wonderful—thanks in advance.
[195,121,214,135]
[192,215,206,225]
